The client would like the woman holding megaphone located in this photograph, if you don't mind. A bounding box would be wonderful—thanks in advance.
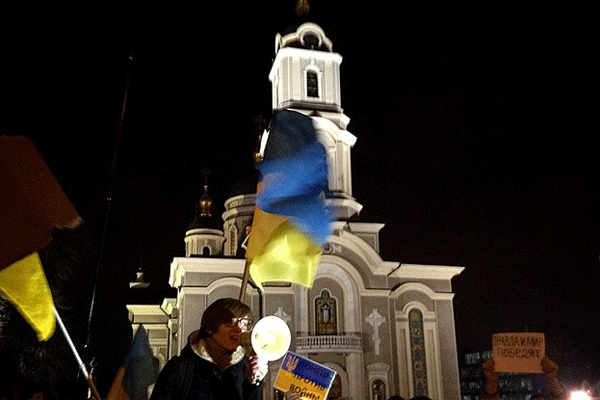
[150,298,268,400]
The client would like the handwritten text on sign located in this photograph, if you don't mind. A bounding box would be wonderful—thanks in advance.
[493,332,545,373]
[274,351,336,400]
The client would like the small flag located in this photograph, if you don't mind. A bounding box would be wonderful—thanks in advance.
[0,136,82,341]
[0,252,55,340]
[107,326,159,400]
[246,110,332,290]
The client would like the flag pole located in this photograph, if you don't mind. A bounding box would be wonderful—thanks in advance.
[86,54,134,349]
[239,115,267,304]
[239,260,250,302]
[54,307,102,400]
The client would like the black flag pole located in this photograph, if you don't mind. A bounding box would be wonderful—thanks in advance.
[85,54,134,350]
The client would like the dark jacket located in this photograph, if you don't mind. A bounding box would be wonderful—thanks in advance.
[150,340,264,400]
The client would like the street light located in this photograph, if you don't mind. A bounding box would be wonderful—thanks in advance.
[570,390,591,400]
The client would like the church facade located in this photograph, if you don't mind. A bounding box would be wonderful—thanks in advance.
[128,23,464,400]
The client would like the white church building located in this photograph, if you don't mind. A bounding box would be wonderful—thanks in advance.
[128,22,464,400]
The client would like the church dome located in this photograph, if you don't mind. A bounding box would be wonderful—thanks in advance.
[276,22,333,53]
[188,183,221,230]
[187,213,221,230]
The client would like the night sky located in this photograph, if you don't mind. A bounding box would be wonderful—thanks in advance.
[2,0,598,392]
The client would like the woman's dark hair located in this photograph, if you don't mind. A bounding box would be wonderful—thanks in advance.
[200,298,253,336]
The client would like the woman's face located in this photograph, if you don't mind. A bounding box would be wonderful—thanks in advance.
[211,317,252,352]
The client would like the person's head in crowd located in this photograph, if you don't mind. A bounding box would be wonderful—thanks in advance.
[0,297,84,400]
[199,298,254,352]
[0,350,50,400]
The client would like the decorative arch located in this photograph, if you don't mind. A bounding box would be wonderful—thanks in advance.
[395,298,443,400]
[312,123,337,195]
[314,289,338,335]
[322,362,349,400]
[319,254,368,292]
[310,116,355,198]
[311,117,356,146]
[203,276,244,293]
[314,261,361,333]
[392,281,438,300]
[295,258,362,336]
[366,362,390,400]
[321,233,395,283]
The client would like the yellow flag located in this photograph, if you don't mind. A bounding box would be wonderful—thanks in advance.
[245,204,287,261]
[248,220,322,290]
[0,252,55,341]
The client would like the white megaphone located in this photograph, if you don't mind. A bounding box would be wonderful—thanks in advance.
[242,315,291,362]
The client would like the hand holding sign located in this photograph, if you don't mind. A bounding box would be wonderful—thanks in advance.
[274,352,336,400]
[481,357,500,395]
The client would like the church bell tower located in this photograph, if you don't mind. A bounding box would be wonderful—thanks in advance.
[269,23,362,220]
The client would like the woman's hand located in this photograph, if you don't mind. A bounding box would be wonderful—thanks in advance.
[247,354,268,384]
[283,391,302,400]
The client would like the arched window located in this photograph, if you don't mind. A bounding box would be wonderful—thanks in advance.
[329,374,343,399]
[305,69,320,98]
[315,289,337,335]
[202,246,211,256]
[236,223,252,257]
[372,379,386,400]
[228,225,238,256]
[409,309,428,397]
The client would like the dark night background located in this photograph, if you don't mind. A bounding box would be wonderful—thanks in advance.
[1,0,598,396]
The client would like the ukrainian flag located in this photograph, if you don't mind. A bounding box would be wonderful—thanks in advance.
[107,326,159,400]
[246,110,332,290]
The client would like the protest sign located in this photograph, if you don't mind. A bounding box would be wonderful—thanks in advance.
[492,332,545,373]
[274,351,336,400]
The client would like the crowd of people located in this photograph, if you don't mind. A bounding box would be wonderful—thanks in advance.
[480,355,567,400]
[1,292,576,400]
[149,297,572,400]
[147,297,463,400]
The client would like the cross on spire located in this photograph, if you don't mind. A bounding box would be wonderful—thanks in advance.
[296,0,310,17]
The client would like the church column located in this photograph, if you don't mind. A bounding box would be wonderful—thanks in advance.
[434,297,461,399]
[345,352,364,400]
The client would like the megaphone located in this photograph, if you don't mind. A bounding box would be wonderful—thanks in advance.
[242,315,291,361]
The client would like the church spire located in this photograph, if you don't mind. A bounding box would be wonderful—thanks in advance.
[185,168,225,256]
[199,169,212,218]
[188,168,219,230]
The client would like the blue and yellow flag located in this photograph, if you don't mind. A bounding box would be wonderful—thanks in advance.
[246,110,332,290]
[107,326,159,400]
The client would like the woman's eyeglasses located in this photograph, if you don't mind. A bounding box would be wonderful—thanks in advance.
[227,317,253,330]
